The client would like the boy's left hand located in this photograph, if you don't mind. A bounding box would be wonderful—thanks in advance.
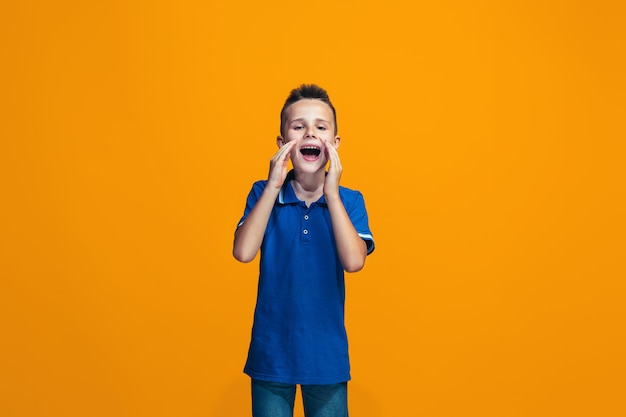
[323,139,342,197]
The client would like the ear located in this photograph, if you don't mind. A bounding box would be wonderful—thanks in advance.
[333,136,341,149]
[277,135,285,148]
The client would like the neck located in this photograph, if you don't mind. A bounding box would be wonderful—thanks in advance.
[290,169,325,205]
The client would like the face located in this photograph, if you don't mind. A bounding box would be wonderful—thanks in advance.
[277,99,340,173]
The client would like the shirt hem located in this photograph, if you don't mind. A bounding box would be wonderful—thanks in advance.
[244,368,351,385]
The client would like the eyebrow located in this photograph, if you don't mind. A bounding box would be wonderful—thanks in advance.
[289,118,331,124]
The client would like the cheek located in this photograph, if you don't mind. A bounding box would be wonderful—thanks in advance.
[285,132,302,142]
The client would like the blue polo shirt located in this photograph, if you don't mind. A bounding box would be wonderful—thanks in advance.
[237,170,374,385]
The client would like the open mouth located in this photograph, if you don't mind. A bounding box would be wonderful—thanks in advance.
[300,145,321,161]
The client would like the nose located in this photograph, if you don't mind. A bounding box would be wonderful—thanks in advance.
[304,126,317,138]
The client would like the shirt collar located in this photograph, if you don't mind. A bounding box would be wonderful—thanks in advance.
[277,170,327,205]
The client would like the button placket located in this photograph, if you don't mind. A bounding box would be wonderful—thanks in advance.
[301,210,311,242]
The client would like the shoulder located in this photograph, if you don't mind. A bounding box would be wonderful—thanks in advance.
[241,180,269,206]
[337,185,368,211]
[338,185,364,202]
[248,179,268,194]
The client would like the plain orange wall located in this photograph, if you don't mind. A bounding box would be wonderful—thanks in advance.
[1,1,625,416]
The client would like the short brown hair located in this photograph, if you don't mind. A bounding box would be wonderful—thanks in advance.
[280,84,337,136]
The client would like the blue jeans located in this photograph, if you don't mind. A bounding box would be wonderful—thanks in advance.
[251,379,348,417]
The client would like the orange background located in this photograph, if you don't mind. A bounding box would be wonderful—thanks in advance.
[1,1,625,416]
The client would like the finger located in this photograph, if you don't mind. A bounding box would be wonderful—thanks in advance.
[283,140,296,157]
[279,140,296,159]
[273,146,293,170]
[324,143,334,170]
[324,139,338,156]
[323,139,333,159]
[324,140,340,168]
[272,140,295,163]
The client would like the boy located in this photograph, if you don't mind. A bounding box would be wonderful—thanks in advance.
[233,84,375,417]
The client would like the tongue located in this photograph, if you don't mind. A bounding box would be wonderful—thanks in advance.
[300,148,320,161]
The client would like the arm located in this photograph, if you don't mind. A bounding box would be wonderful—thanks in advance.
[233,141,296,263]
[323,139,368,272]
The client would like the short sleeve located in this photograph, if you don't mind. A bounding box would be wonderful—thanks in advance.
[236,180,267,230]
[345,190,375,255]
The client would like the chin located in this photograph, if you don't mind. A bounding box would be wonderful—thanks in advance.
[293,159,327,174]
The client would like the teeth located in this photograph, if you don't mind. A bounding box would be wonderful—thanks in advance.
[300,145,321,158]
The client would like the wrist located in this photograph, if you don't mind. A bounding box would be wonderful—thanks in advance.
[267,175,286,190]
[324,190,341,202]
[262,183,282,197]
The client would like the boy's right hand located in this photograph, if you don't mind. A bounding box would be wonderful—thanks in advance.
[267,140,296,189]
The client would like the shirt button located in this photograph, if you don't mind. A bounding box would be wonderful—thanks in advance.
[304,215,309,220]
[303,229,309,235]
